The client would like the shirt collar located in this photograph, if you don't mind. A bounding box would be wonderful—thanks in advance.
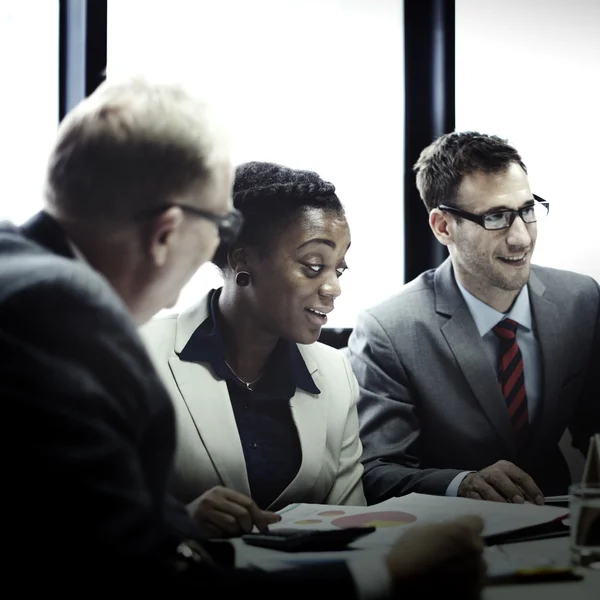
[20,211,89,264]
[178,288,320,396]
[67,239,88,264]
[455,277,532,337]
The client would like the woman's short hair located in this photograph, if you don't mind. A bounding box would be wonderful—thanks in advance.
[213,161,344,270]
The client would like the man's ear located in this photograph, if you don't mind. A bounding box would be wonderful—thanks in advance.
[429,208,453,247]
[147,206,185,267]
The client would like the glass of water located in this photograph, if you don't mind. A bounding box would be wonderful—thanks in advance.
[569,482,600,569]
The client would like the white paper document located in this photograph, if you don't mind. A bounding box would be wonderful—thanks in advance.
[234,494,569,573]
[269,493,569,549]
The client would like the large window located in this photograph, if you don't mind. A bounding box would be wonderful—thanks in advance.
[456,0,600,282]
[0,0,59,224]
[108,0,405,328]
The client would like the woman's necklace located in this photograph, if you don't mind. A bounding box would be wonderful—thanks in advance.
[223,359,265,392]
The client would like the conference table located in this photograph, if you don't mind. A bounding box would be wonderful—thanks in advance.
[231,532,598,599]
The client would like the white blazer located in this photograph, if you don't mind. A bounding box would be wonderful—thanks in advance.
[139,293,366,510]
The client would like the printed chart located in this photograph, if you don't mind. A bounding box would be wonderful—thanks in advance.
[331,510,417,528]
[274,504,419,532]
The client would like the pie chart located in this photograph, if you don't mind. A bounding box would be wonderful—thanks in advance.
[331,511,418,528]
[293,519,323,525]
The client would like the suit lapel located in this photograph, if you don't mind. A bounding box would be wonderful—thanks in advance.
[171,296,251,496]
[436,259,517,458]
[527,270,565,446]
[268,346,327,509]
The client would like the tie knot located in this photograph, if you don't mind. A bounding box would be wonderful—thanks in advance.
[493,318,519,340]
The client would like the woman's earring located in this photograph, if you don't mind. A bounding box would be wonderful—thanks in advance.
[235,271,251,287]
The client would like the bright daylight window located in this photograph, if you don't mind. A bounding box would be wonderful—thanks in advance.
[0,0,59,225]
[107,0,405,328]
[456,0,600,283]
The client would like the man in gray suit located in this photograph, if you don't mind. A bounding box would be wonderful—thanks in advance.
[348,131,600,504]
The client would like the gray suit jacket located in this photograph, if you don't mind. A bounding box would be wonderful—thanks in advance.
[348,258,600,503]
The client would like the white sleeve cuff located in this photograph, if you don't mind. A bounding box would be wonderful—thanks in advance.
[345,554,392,600]
[446,471,474,496]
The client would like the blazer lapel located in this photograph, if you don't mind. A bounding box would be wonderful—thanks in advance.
[170,297,251,496]
[268,346,327,509]
[435,259,517,458]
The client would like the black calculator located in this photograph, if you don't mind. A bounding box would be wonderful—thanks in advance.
[242,526,376,552]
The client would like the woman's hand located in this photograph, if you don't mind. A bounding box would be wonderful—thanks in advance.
[188,486,281,538]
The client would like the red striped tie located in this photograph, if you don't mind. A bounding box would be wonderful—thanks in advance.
[492,318,529,446]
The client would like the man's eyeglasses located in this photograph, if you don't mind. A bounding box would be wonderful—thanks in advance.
[439,195,550,231]
[138,204,243,245]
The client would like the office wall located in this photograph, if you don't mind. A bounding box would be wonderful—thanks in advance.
[0,0,59,224]
[107,0,405,328]
[5,1,598,297]
[456,0,600,282]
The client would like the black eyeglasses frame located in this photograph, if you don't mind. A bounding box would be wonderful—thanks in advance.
[438,194,550,231]
[138,204,243,245]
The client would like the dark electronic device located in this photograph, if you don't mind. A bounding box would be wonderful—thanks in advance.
[242,526,376,552]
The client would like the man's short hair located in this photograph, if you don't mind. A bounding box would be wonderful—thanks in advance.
[413,131,527,212]
[45,77,229,223]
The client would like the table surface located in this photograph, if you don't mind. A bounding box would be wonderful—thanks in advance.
[231,534,598,599]
[483,537,598,600]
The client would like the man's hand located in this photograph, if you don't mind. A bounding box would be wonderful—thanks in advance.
[187,486,281,537]
[458,460,544,504]
[386,516,486,599]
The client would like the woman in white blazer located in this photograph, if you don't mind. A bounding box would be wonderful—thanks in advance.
[140,161,366,537]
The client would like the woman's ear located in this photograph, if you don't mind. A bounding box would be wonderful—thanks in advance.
[227,245,248,271]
